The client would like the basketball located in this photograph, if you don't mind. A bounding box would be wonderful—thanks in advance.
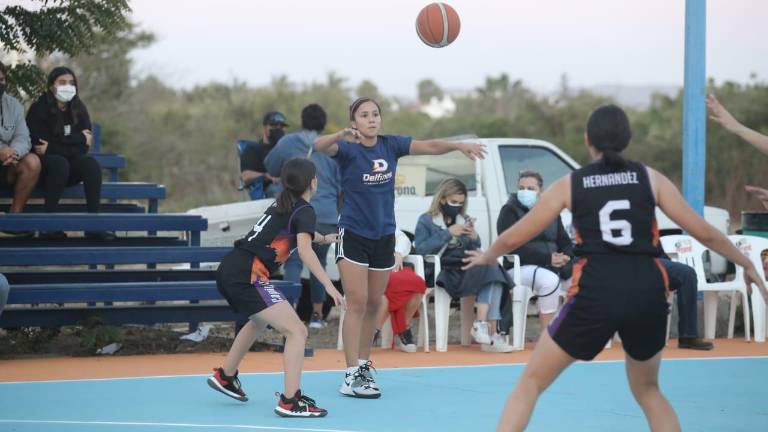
[415,3,461,48]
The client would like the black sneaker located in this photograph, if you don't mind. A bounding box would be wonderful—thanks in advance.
[678,337,714,350]
[274,390,327,418]
[308,312,327,329]
[207,367,248,401]
[39,230,67,240]
[85,230,116,241]
[396,328,416,353]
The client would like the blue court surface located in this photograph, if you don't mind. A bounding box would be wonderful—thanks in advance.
[0,357,765,431]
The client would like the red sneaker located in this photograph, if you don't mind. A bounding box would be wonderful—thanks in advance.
[207,367,248,402]
[274,390,328,418]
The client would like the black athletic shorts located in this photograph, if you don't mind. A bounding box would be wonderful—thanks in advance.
[216,248,287,316]
[335,227,396,271]
[547,254,669,361]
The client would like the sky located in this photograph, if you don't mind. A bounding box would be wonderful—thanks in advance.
[128,0,768,97]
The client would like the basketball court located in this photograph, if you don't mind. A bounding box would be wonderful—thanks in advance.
[1,341,766,431]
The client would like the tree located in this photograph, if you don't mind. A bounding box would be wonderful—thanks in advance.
[0,0,131,98]
[417,79,443,104]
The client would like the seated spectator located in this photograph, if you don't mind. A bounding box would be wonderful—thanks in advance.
[26,66,113,240]
[658,257,713,350]
[415,178,515,352]
[497,170,573,330]
[0,62,41,236]
[373,230,426,353]
[0,273,8,318]
[265,104,339,328]
[240,111,287,199]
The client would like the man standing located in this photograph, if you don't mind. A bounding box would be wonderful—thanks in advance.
[265,104,340,328]
[239,111,288,199]
[0,62,41,237]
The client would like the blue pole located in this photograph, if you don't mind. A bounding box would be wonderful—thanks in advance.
[682,0,706,215]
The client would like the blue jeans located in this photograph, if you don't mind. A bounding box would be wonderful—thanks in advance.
[0,273,9,319]
[476,282,503,321]
[659,258,699,338]
[283,224,335,305]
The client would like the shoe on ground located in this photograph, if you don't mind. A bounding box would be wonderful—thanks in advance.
[274,390,327,418]
[39,230,67,240]
[395,328,417,353]
[1,230,35,238]
[207,367,248,401]
[678,337,714,350]
[339,363,381,399]
[481,334,517,353]
[471,320,491,344]
[308,312,327,329]
[85,230,116,241]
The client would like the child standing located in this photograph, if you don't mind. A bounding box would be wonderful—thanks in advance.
[208,158,344,417]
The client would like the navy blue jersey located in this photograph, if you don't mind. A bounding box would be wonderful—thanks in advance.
[334,135,411,239]
[570,160,661,257]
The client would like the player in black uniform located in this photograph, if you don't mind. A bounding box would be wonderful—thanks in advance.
[464,105,767,432]
[207,158,345,418]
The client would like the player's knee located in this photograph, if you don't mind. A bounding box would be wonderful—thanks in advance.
[19,153,41,174]
[365,295,382,312]
[285,321,308,341]
[345,296,367,314]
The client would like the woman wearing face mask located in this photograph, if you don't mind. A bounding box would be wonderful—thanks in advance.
[314,98,486,398]
[415,178,516,353]
[26,66,112,240]
[496,170,574,331]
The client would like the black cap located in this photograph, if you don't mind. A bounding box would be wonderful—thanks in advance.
[263,111,288,126]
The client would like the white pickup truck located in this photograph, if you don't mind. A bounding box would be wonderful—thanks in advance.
[189,137,731,275]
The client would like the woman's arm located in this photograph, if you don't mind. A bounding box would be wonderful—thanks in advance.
[707,94,768,156]
[464,176,570,269]
[314,128,361,157]
[296,233,345,307]
[410,139,486,160]
[414,215,452,255]
[651,167,768,302]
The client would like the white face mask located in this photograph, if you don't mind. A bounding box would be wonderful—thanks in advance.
[517,189,538,209]
[54,84,77,103]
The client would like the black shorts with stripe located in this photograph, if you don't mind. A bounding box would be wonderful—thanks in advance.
[335,228,395,271]
[216,248,287,316]
[547,254,669,361]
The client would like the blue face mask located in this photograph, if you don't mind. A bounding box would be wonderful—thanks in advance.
[517,189,538,209]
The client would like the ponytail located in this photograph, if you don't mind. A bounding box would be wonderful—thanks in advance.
[601,149,627,169]
[274,157,317,213]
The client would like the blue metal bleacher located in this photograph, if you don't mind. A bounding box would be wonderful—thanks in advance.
[0,182,165,213]
[0,203,146,213]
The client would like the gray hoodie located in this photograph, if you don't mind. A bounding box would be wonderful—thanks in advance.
[0,92,31,158]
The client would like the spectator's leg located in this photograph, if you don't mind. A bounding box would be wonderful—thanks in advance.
[0,274,9,319]
[523,266,562,331]
[309,240,331,317]
[68,155,102,213]
[283,253,302,287]
[476,285,491,321]
[485,282,504,335]
[39,155,69,212]
[403,293,424,328]
[7,153,41,213]
[660,259,712,350]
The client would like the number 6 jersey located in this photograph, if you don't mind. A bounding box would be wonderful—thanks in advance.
[570,160,661,257]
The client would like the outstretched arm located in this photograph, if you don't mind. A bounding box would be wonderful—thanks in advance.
[410,139,486,160]
[707,94,768,156]
[464,176,570,269]
[651,167,768,302]
[314,128,361,157]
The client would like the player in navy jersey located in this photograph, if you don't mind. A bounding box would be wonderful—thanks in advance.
[207,158,345,418]
[464,105,767,431]
[315,97,486,398]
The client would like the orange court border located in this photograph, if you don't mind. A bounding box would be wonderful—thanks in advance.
[1,338,766,383]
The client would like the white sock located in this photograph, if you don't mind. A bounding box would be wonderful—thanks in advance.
[358,359,368,366]
[346,366,358,375]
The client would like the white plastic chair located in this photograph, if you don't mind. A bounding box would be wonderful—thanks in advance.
[500,254,534,351]
[660,235,750,341]
[336,255,430,352]
[430,255,478,351]
[727,235,768,342]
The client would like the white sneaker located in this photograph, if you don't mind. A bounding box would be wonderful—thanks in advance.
[471,320,491,344]
[481,334,517,353]
[395,329,417,353]
[338,365,381,399]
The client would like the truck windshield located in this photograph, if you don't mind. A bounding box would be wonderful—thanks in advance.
[397,151,476,196]
[499,145,575,193]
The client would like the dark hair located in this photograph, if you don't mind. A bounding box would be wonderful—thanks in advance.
[349,97,381,121]
[586,104,631,169]
[518,170,543,188]
[45,66,88,134]
[275,158,317,213]
[301,104,326,132]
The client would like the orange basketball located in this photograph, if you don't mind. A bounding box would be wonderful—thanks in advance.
[415,3,461,48]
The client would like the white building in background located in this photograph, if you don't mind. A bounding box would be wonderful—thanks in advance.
[419,95,456,119]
